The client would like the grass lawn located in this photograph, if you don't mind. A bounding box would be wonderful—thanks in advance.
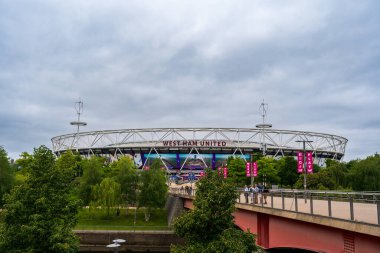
[75,207,169,230]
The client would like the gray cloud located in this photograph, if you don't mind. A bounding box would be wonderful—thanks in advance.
[0,0,379,161]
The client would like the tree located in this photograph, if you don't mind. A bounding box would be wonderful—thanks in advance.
[0,146,80,252]
[257,157,279,186]
[325,159,348,189]
[112,156,139,207]
[171,169,257,253]
[251,152,263,163]
[294,169,336,190]
[0,146,14,207]
[15,151,33,175]
[56,151,83,177]
[138,159,168,221]
[78,156,104,205]
[226,156,248,186]
[276,156,299,188]
[92,178,121,217]
[349,154,380,191]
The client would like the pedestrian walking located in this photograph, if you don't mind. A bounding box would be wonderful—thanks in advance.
[244,185,249,203]
[253,184,259,204]
[263,185,268,204]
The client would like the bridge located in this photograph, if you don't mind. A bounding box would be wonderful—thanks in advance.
[168,189,380,253]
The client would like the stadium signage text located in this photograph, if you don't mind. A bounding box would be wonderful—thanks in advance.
[162,140,227,147]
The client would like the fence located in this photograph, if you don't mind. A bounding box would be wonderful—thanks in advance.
[170,187,380,225]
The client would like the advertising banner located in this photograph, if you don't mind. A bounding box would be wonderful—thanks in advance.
[246,162,251,177]
[223,167,228,178]
[141,153,249,170]
[297,152,304,173]
[306,152,313,173]
[253,162,258,177]
[214,154,249,168]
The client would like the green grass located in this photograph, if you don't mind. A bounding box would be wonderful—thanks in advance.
[75,207,170,230]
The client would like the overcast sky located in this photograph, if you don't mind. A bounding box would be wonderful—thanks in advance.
[1,0,379,161]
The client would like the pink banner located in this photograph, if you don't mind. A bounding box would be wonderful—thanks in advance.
[223,167,228,178]
[306,152,313,173]
[253,162,258,177]
[246,162,251,177]
[218,167,222,176]
[297,152,303,173]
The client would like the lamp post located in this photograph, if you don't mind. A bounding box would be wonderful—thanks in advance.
[296,140,313,203]
[70,99,87,152]
[256,100,271,189]
[249,156,255,187]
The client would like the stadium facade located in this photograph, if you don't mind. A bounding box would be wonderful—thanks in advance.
[51,128,347,173]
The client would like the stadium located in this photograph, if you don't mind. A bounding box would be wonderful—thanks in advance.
[51,127,348,175]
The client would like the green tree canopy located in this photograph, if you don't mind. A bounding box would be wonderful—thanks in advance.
[56,150,83,177]
[78,156,104,205]
[0,146,14,207]
[92,177,121,217]
[257,157,280,186]
[15,151,33,175]
[276,156,299,188]
[172,169,257,253]
[0,146,80,253]
[324,159,348,190]
[294,168,336,190]
[349,154,380,191]
[226,156,248,186]
[138,159,168,221]
[112,156,139,206]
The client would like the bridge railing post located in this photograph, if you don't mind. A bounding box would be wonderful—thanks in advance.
[349,196,354,221]
[310,194,313,215]
[270,192,274,208]
[281,191,285,210]
[328,196,332,217]
[294,192,298,212]
[377,200,380,225]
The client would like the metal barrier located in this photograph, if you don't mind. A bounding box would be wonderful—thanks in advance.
[170,188,380,225]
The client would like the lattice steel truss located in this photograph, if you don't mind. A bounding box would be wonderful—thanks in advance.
[51,128,347,170]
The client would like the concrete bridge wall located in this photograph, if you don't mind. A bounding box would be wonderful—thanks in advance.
[76,230,183,252]
[177,194,380,253]
[166,195,186,226]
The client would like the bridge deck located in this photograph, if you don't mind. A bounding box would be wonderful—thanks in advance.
[237,193,379,225]
[170,189,380,251]
[171,188,380,226]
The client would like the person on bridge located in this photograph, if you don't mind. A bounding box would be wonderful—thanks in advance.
[258,183,263,204]
[244,185,249,203]
[263,185,268,204]
[250,184,259,204]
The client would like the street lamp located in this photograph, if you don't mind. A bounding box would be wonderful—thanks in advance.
[255,100,272,188]
[295,139,313,203]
